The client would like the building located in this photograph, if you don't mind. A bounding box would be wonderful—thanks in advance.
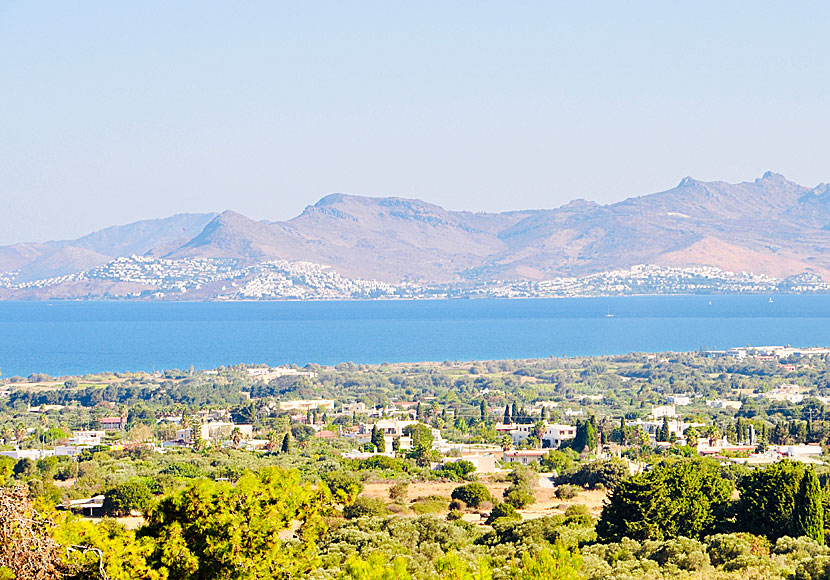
[1,449,55,461]
[248,367,317,381]
[69,431,105,446]
[706,399,743,410]
[667,395,692,406]
[362,419,420,437]
[503,449,548,465]
[509,422,576,449]
[342,402,368,415]
[99,416,127,430]
[175,422,253,443]
[650,405,677,419]
[764,385,806,404]
[278,399,335,413]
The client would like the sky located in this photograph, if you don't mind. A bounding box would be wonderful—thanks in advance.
[2,1,830,245]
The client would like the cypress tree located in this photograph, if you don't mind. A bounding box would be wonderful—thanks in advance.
[479,400,486,422]
[371,424,384,452]
[503,405,511,424]
[281,432,292,453]
[793,468,824,544]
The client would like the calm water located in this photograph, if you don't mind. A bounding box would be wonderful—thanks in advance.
[1,295,829,377]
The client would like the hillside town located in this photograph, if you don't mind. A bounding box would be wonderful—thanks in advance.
[2,255,829,300]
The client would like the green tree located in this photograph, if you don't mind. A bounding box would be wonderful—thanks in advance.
[323,471,363,505]
[596,459,733,542]
[343,496,388,519]
[793,467,824,544]
[140,467,329,580]
[736,460,805,540]
[451,483,492,508]
[371,425,385,452]
[570,418,598,454]
[403,423,435,466]
[281,432,292,453]
[103,480,153,517]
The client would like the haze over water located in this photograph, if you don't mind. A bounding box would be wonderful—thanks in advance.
[1,295,830,377]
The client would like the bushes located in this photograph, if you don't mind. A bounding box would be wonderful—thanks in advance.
[486,502,520,525]
[356,455,411,474]
[557,458,629,490]
[411,495,447,515]
[323,471,364,505]
[343,496,389,519]
[389,482,408,501]
[159,462,204,479]
[504,484,535,509]
[556,485,580,500]
[434,460,475,481]
[103,480,153,516]
[503,465,537,508]
[451,483,492,508]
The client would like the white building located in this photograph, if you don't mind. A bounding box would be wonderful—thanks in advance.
[175,422,253,443]
[278,399,335,412]
[707,399,743,410]
[69,431,105,446]
[503,449,548,465]
[667,395,692,406]
[650,405,677,419]
[509,422,576,449]
[363,419,421,437]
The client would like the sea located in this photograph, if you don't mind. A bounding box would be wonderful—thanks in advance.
[1,295,829,377]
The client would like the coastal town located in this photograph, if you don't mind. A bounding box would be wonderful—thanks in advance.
[2,255,829,300]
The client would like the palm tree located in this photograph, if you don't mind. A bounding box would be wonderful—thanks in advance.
[534,420,547,449]
[231,427,243,447]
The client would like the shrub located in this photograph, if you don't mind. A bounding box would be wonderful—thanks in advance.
[446,508,463,521]
[451,483,492,508]
[485,502,520,525]
[389,482,409,501]
[357,455,410,473]
[411,495,448,515]
[646,537,710,572]
[160,463,204,479]
[343,496,388,519]
[564,504,593,526]
[323,471,364,505]
[434,460,475,481]
[707,533,767,571]
[504,483,535,508]
[557,457,629,490]
[556,484,580,500]
[103,480,153,516]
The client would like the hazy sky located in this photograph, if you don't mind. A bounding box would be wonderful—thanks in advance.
[2,2,830,245]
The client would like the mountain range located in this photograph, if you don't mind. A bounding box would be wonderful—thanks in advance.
[3,171,830,297]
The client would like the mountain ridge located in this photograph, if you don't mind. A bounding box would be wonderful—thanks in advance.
[3,173,830,295]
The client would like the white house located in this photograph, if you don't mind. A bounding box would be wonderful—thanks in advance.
[175,422,253,443]
[509,422,576,449]
[650,405,677,419]
[69,431,105,446]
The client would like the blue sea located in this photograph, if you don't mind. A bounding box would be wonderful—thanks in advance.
[1,295,830,377]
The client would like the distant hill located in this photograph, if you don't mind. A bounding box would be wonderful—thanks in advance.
[3,172,830,297]
[0,213,216,282]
